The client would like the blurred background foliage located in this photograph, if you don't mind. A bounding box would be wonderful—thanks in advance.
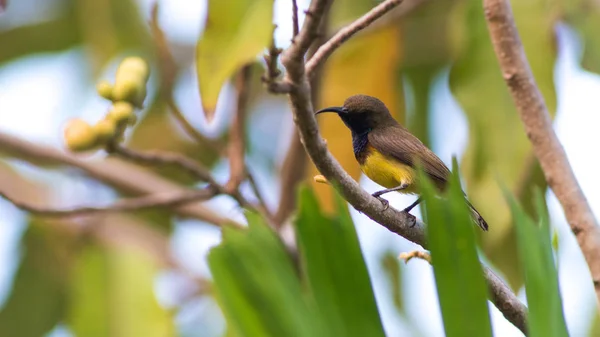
[0,0,599,336]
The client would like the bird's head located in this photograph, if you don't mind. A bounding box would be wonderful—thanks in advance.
[315,94,397,134]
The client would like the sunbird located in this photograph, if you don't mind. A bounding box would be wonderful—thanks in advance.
[316,94,488,231]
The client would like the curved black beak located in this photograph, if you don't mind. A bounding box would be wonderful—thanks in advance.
[315,106,347,115]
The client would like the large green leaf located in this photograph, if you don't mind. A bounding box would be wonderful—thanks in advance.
[420,160,493,337]
[196,0,273,119]
[68,244,175,337]
[449,0,557,288]
[0,221,72,337]
[295,188,385,337]
[208,213,320,337]
[209,188,384,337]
[503,188,568,337]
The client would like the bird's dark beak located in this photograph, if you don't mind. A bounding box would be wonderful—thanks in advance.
[315,106,347,115]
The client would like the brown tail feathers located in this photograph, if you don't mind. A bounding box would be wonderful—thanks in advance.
[465,199,488,231]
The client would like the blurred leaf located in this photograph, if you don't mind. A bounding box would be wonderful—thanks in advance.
[74,0,151,71]
[380,251,404,314]
[449,0,557,288]
[196,0,273,120]
[68,245,110,337]
[503,188,568,337]
[209,188,384,336]
[295,188,385,337]
[400,0,459,145]
[68,244,175,337]
[208,213,319,337]
[420,160,492,337]
[588,309,600,337]
[0,4,80,65]
[314,0,403,211]
[0,221,73,337]
[562,1,600,73]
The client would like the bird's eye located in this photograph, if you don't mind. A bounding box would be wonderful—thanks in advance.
[341,107,349,113]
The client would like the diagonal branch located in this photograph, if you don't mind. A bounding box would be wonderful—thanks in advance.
[483,0,600,306]
[305,0,404,78]
[281,0,528,334]
[0,131,234,226]
[0,187,220,218]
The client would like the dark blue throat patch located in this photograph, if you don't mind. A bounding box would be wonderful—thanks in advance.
[352,129,371,164]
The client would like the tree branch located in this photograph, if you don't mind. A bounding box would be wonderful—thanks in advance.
[483,0,600,305]
[0,131,236,226]
[226,65,252,191]
[280,0,528,333]
[305,0,404,78]
[292,0,300,38]
[0,187,221,218]
[274,7,329,227]
[108,143,216,184]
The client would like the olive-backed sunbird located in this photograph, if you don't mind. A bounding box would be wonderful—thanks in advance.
[316,94,488,231]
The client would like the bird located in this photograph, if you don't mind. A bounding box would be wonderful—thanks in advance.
[315,94,488,231]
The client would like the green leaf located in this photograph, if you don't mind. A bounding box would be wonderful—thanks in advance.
[380,251,404,315]
[68,244,175,337]
[208,213,319,337]
[0,222,72,337]
[449,0,557,289]
[503,188,568,337]
[196,0,273,119]
[208,189,384,337]
[294,188,385,337]
[419,159,493,337]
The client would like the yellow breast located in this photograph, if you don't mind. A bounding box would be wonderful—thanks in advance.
[360,148,417,194]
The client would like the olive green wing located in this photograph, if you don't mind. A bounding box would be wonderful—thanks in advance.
[368,126,451,189]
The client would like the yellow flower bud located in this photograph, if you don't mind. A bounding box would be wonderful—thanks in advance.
[64,119,98,152]
[117,57,150,82]
[96,80,114,101]
[93,119,117,143]
[107,102,136,125]
[112,74,147,107]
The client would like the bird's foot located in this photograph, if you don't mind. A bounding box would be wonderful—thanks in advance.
[401,210,417,227]
[372,193,389,211]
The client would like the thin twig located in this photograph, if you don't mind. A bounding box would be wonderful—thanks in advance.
[292,0,300,38]
[166,97,225,153]
[305,0,404,78]
[0,131,234,226]
[262,33,293,94]
[107,143,258,213]
[226,65,252,191]
[108,143,215,183]
[280,0,528,333]
[483,0,600,306]
[150,3,225,152]
[246,168,272,220]
[0,187,218,217]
